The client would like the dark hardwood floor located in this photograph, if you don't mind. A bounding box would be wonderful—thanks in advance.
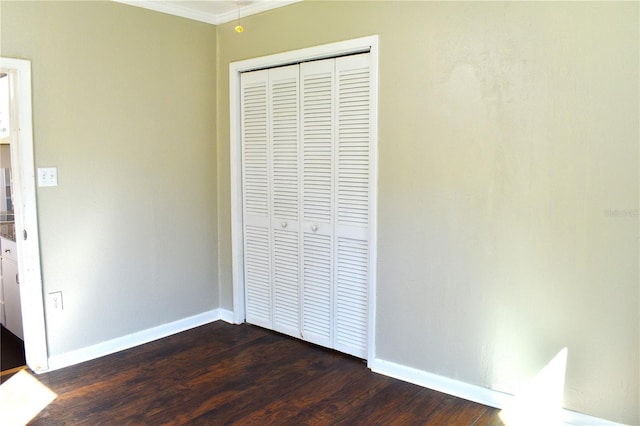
[30,321,504,425]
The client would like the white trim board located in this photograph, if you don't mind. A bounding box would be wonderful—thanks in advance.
[370,358,621,426]
[229,35,379,364]
[46,309,233,372]
[218,308,235,324]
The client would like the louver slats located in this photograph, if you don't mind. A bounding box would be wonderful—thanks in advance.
[244,225,271,328]
[337,65,370,228]
[273,228,299,336]
[242,78,269,217]
[334,237,368,357]
[302,62,334,223]
[271,68,299,222]
[302,232,332,344]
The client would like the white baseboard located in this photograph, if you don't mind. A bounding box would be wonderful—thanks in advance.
[43,315,619,426]
[369,358,620,426]
[47,309,223,372]
[218,308,235,324]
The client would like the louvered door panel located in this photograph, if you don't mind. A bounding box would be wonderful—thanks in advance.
[333,53,371,357]
[241,70,272,329]
[300,59,335,347]
[270,65,301,337]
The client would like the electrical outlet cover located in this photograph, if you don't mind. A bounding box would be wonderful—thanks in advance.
[48,291,63,311]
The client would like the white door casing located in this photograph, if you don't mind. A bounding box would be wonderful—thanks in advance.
[0,57,48,372]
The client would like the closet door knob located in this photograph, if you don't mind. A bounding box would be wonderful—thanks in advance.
[311,225,318,232]
[281,221,288,229]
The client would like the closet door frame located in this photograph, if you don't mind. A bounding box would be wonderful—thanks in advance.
[230,35,379,364]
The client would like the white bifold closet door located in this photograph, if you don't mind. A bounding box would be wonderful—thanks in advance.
[241,53,372,359]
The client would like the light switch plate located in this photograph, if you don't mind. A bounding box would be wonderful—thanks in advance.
[38,167,58,187]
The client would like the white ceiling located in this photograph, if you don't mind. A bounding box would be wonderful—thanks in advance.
[113,0,301,25]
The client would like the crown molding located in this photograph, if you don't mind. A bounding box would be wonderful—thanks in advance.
[113,0,302,26]
[114,1,219,25]
[214,0,301,24]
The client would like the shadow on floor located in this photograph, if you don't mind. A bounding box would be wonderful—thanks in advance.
[1,325,26,382]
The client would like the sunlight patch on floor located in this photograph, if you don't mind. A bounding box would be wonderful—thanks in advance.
[499,347,568,426]
[0,369,57,425]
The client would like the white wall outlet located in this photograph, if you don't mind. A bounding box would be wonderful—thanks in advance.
[48,291,63,311]
[38,167,58,187]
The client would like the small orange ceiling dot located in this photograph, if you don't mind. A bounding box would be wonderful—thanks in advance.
[235,25,244,33]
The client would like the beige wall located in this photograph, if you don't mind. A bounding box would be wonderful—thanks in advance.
[1,0,638,423]
[216,2,638,423]
[1,1,218,355]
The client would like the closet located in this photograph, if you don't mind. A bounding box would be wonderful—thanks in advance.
[240,52,374,359]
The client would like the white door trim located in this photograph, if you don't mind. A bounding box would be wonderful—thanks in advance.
[229,35,379,364]
[0,57,48,372]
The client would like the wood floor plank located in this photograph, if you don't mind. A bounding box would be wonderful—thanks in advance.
[334,380,440,425]
[229,353,367,424]
[230,357,371,425]
[276,367,398,425]
[423,394,494,425]
[473,406,507,426]
[160,338,330,424]
[28,322,504,425]
[32,323,271,425]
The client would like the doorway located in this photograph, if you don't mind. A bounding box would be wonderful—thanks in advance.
[0,57,48,373]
